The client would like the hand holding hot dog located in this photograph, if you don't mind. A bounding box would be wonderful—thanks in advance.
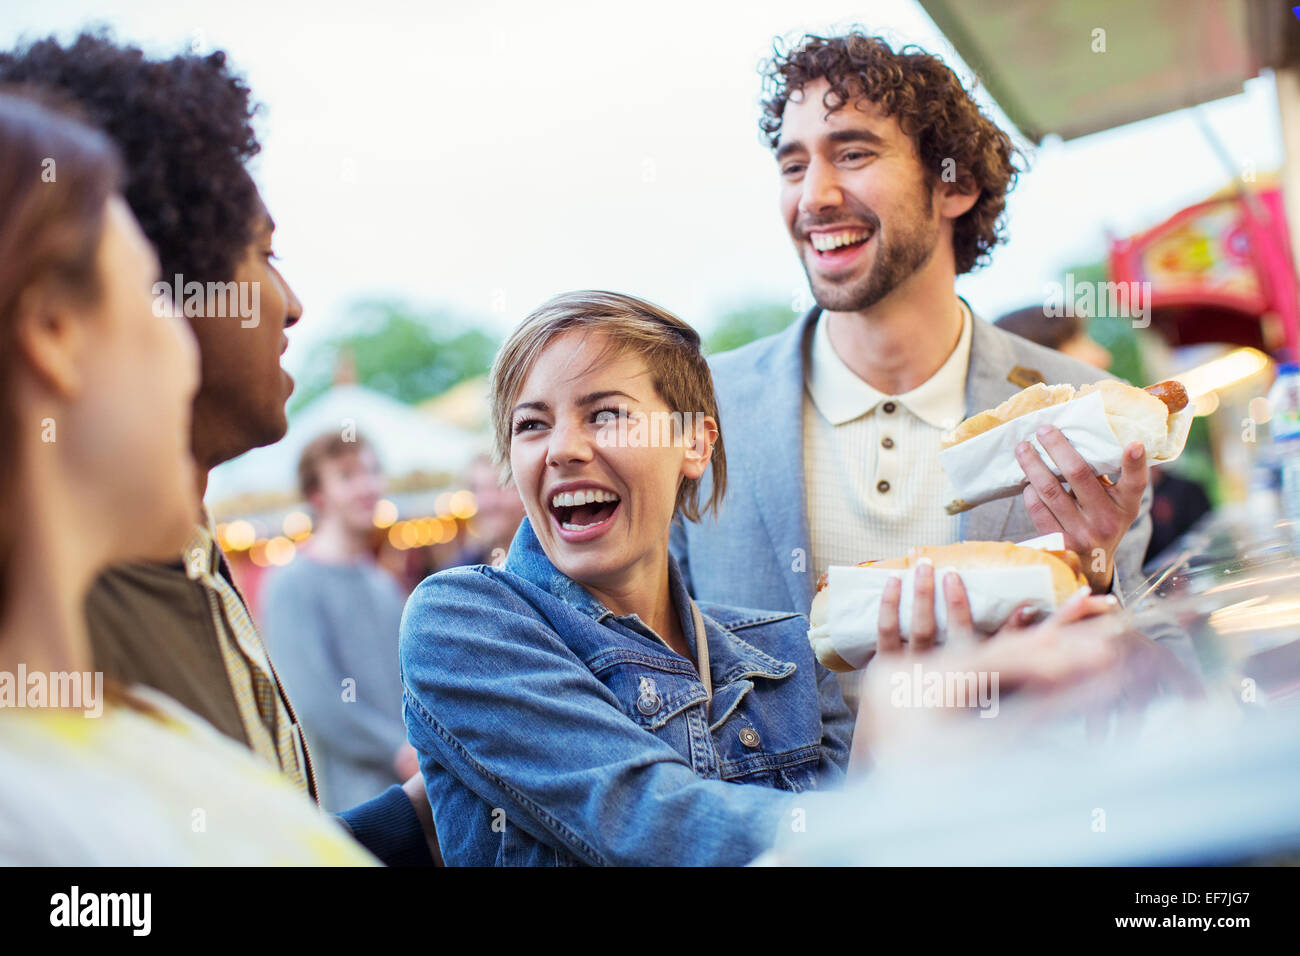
[848,576,1122,773]
[943,379,1191,592]
[1015,426,1146,593]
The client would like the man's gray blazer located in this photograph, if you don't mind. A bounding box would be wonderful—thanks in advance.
[669,306,1154,618]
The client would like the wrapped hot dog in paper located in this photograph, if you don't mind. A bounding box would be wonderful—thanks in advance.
[808,535,1079,670]
[940,388,1195,515]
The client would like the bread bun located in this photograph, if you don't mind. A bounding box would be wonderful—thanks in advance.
[941,383,1076,449]
[807,541,1088,671]
[897,542,1086,604]
[1076,380,1176,458]
[943,378,1189,456]
[806,586,855,672]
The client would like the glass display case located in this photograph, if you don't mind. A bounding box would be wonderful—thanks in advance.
[1126,502,1300,709]
[760,502,1300,865]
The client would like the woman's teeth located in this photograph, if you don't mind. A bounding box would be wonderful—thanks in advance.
[549,488,621,531]
[550,488,620,508]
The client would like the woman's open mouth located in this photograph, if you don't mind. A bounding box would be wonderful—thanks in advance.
[548,487,621,542]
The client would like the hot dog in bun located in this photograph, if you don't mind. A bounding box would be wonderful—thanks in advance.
[942,379,1190,458]
[808,541,1088,672]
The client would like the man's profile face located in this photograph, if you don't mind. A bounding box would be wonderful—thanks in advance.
[775,78,940,313]
[188,192,304,468]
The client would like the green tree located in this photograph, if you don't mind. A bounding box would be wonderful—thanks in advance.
[704,302,801,355]
[289,300,499,413]
[1062,260,1145,387]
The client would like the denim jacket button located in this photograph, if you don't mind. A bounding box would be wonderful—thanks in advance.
[738,728,761,748]
[636,677,662,716]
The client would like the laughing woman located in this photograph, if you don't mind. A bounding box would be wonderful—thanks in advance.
[399,291,856,866]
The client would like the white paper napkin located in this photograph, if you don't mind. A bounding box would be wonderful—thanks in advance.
[810,533,1070,669]
[939,391,1195,514]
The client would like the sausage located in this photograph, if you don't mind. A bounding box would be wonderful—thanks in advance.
[816,558,880,594]
[1144,379,1189,413]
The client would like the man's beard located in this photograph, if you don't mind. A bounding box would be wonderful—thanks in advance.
[803,188,939,313]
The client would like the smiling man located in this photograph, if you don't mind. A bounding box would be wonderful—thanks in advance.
[670,32,1153,642]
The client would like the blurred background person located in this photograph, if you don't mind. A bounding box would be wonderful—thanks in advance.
[1144,464,1213,564]
[261,431,411,811]
[445,453,526,568]
[0,91,373,863]
[994,304,1113,370]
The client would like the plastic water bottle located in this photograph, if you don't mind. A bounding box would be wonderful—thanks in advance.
[1268,361,1300,525]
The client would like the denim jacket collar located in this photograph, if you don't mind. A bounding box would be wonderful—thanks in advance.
[505,518,607,619]
[503,517,796,683]
[505,517,693,632]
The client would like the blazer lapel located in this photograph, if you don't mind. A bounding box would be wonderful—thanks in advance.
[748,307,820,613]
[744,308,1022,607]
[958,315,1019,541]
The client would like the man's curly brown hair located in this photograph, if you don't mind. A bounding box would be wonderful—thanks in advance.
[0,30,262,287]
[760,32,1021,274]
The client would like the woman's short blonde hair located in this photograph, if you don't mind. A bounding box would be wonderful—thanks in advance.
[488,290,726,523]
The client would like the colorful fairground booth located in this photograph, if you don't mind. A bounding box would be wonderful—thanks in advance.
[920,0,1300,504]
[1105,179,1300,504]
[1109,177,1299,361]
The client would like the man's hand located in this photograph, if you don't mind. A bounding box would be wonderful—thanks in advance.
[1016,425,1148,593]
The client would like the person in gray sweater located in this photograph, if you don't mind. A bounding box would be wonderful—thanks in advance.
[262,431,410,812]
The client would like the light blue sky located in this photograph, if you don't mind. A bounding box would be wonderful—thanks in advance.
[0,0,1283,375]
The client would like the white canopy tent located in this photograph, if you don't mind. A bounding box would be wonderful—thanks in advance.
[205,383,485,517]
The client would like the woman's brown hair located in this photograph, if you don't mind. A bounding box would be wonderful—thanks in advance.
[0,90,122,616]
[489,291,726,522]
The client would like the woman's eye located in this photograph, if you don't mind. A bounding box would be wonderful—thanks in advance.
[593,407,625,425]
[781,163,805,177]
[841,151,874,164]
[512,417,545,434]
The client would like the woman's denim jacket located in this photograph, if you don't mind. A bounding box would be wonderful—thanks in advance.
[399,517,854,866]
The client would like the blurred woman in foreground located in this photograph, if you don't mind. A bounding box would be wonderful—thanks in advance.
[0,92,373,864]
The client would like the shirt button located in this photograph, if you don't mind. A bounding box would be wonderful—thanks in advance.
[738,728,761,748]
[877,480,891,494]
[881,437,894,449]
[882,401,897,413]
